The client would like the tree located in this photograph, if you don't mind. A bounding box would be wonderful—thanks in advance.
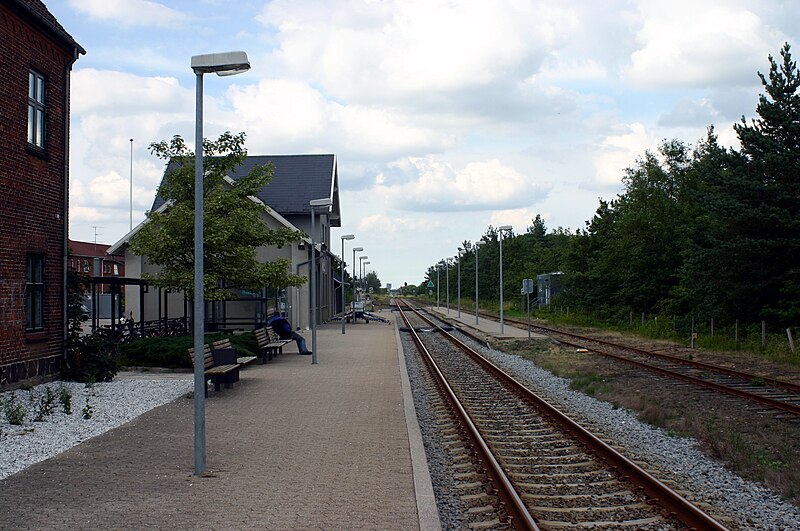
[363,271,382,293]
[130,132,306,300]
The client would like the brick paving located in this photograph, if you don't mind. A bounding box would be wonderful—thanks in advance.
[0,312,438,530]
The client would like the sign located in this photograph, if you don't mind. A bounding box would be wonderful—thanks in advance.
[522,278,534,294]
[426,280,434,288]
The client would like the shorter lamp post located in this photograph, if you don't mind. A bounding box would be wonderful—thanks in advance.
[340,234,355,334]
[351,247,363,322]
[456,248,463,318]
[309,198,332,365]
[474,241,483,324]
[358,256,368,291]
[436,262,441,308]
[498,225,512,335]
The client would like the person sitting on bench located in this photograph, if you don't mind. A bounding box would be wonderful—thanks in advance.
[268,312,311,355]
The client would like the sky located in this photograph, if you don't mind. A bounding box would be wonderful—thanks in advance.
[51,0,800,288]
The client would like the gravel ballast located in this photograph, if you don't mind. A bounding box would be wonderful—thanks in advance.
[401,326,800,531]
[0,377,192,481]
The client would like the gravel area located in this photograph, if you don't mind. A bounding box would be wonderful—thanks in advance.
[0,377,192,481]
[402,326,800,531]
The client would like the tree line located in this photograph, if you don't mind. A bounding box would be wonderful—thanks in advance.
[420,44,799,329]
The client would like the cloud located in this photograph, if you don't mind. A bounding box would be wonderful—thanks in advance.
[377,156,541,212]
[624,0,781,89]
[592,122,658,186]
[67,0,188,28]
[658,98,718,127]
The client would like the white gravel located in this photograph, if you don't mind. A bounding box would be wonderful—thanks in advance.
[0,376,192,481]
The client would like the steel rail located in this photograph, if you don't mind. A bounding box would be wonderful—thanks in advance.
[404,300,728,531]
[396,302,539,530]
[499,317,800,417]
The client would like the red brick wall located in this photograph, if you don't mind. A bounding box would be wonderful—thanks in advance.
[0,3,76,386]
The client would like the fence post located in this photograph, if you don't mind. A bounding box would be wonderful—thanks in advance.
[762,321,766,348]
[641,312,645,326]
[711,318,714,337]
[735,319,739,345]
[788,328,796,355]
[630,311,633,326]
[691,316,695,349]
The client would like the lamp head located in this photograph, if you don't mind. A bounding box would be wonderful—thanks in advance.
[341,234,355,241]
[498,225,512,231]
[310,198,333,207]
[353,247,364,252]
[191,51,250,76]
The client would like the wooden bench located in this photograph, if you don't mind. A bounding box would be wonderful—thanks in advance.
[255,327,291,363]
[187,344,241,396]
[211,338,257,367]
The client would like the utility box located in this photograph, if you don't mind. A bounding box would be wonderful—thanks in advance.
[537,272,563,308]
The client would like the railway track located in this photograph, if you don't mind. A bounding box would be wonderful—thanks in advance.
[397,300,727,530]
[475,311,800,419]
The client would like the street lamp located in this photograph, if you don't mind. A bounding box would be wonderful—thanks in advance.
[309,198,332,365]
[436,262,441,308]
[456,248,463,318]
[359,255,368,290]
[446,258,452,314]
[498,225,512,335]
[340,234,355,334]
[352,247,363,322]
[191,50,250,476]
[474,241,484,324]
[362,260,371,292]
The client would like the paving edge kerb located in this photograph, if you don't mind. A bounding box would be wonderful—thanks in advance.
[395,316,443,531]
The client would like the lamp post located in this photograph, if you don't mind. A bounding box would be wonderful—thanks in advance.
[129,138,133,231]
[190,50,250,476]
[362,261,371,295]
[309,198,332,365]
[446,258,451,314]
[359,256,368,291]
[352,247,363,322]
[436,262,441,308]
[498,225,512,335]
[456,248,463,318]
[340,234,354,334]
[474,241,483,324]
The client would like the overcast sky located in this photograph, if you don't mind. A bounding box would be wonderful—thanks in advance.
[52,0,800,288]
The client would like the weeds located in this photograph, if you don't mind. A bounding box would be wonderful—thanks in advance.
[59,385,73,415]
[82,396,94,420]
[32,386,57,422]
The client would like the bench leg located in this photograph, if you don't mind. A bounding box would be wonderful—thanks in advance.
[214,378,222,392]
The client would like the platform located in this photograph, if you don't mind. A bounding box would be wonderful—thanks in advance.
[0,312,440,530]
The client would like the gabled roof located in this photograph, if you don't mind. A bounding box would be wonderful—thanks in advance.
[7,0,86,57]
[151,154,341,226]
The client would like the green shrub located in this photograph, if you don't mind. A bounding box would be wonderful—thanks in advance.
[32,386,57,422]
[4,396,26,425]
[63,332,120,383]
[59,385,73,415]
[119,332,258,369]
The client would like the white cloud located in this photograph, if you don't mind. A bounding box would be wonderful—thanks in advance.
[378,156,539,212]
[67,0,188,27]
[624,0,781,88]
[593,122,657,186]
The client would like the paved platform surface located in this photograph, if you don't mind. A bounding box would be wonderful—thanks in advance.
[0,311,439,530]
[426,304,548,340]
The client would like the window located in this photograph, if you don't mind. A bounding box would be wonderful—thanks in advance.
[83,260,89,273]
[28,71,46,148]
[25,254,45,331]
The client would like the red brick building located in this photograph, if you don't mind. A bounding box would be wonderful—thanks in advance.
[0,0,84,387]
[68,239,125,290]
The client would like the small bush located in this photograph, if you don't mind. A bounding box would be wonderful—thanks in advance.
[82,396,94,419]
[59,385,73,415]
[4,396,26,425]
[32,386,57,422]
[63,332,120,383]
[119,332,258,369]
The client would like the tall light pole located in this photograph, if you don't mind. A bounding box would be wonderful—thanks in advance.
[309,198,332,365]
[190,50,250,476]
[474,241,483,324]
[129,138,133,231]
[456,248,463,318]
[498,225,512,335]
[446,258,451,314]
[352,247,363,322]
[359,255,368,290]
[340,234,354,334]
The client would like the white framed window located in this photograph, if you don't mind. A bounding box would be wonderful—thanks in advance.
[28,70,46,148]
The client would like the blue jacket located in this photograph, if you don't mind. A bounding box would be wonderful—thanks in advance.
[269,316,292,340]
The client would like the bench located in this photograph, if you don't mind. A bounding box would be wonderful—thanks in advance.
[211,338,257,367]
[255,327,291,363]
[187,344,241,396]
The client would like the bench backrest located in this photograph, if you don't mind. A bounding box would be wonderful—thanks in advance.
[212,338,233,351]
[266,326,284,343]
[187,344,215,370]
[255,328,269,347]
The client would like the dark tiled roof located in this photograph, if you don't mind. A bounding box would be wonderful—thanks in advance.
[8,0,86,55]
[68,239,111,258]
[152,154,336,216]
